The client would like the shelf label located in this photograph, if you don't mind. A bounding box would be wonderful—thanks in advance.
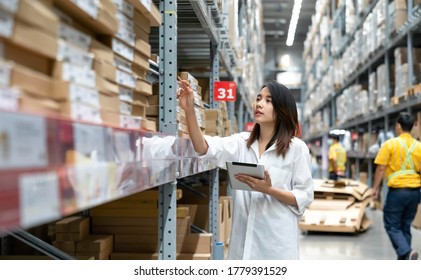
[0,9,14,38]
[0,112,47,169]
[19,172,60,228]
[214,81,236,102]
[73,123,106,161]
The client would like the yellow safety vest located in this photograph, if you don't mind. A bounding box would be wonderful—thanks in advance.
[387,138,418,183]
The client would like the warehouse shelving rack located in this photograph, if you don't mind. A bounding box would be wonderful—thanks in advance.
[0,0,257,260]
[302,0,421,186]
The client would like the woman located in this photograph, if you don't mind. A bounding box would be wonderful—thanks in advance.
[178,80,314,260]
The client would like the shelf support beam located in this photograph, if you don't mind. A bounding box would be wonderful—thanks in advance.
[158,0,178,260]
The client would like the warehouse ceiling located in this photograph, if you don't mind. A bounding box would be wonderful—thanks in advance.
[261,0,316,101]
[262,0,315,48]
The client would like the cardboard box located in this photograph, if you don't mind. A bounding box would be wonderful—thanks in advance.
[52,81,100,108]
[3,60,53,98]
[55,216,90,233]
[55,0,118,35]
[135,78,152,96]
[8,18,57,60]
[134,52,150,72]
[90,39,115,65]
[99,92,120,113]
[5,0,59,36]
[133,8,151,33]
[135,37,151,58]
[53,62,96,89]
[61,102,102,124]
[129,0,161,27]
[299,179,373,233]
[76,234,113,252]
[141,118,156,131]
[97,76,119,95]
[19,92,60,116]
[0,40,52,74]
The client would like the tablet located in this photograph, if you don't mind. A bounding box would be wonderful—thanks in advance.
[226,161,265,191]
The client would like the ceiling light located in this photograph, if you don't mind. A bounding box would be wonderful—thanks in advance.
[286,0,302,46]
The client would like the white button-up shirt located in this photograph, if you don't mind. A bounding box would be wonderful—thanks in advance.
[203,132,314,260]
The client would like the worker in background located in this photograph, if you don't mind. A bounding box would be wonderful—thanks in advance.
[372,112,421,260]
[328,133,347,180]
[177,79,314,260]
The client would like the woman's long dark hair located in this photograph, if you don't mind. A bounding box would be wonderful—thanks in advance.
[246,81,299,158]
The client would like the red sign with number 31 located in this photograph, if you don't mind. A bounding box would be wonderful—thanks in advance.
[214,81,236,102]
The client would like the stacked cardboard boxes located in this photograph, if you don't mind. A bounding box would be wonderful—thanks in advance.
[87,188,213,260]
[299,179,372,233]
[394,48,421,99]
[52,215,113,260]
[0,0,161,131]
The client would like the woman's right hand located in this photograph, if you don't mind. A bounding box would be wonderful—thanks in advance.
[177,79,194,111]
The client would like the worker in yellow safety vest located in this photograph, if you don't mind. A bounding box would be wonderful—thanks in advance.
[328,133,347,180]
[372,112,421,260]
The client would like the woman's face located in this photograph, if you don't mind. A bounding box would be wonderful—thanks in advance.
[254,87,275,125]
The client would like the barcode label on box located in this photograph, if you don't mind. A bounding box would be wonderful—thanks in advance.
[19,172,60,228]
[57,40,94,68]
[141,0,152,12]
[0,61,11,86]
[118,86,133,103]
[71,0,98,19]
[69,83,99,108]
[116,11,134,30]
[59,23,92,50]
[62,63,96,88]
[116,25,135,47]
[0,87,18,111]
[114,56,132,73]
[0,0,19,14]
[120,115,141,129]
[116,69,136,89]
[0,9,14,38]
[70,103,101,124]
[112,38,134,62]
[119,101,132,115]
[113,0,134,18]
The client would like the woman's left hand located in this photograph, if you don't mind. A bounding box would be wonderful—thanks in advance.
[235,170,272,194]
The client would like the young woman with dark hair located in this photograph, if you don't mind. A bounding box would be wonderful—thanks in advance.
[177,79,314,260]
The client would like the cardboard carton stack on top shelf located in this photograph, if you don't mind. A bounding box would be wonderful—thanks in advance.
[299,179,372,233]
[0,0,160,131]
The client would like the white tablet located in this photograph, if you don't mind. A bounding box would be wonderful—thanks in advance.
[226,161,265,191]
